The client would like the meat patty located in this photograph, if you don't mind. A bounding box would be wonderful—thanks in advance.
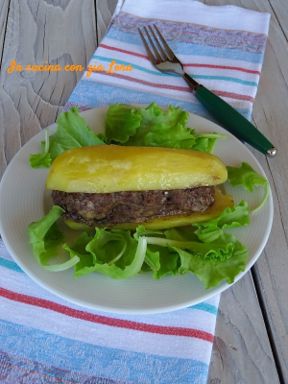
[52,186,215,227]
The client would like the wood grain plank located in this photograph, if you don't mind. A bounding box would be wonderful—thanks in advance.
[96,0,118,43]
[250,12,288,383]
[0,0,97,177]
[0,0,10,65]
[0,0,11,176]
[267,0,288,41]
[208,274,280,384]
[204,0,288,382]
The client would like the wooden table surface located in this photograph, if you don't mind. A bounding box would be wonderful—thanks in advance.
[0,1,287,383]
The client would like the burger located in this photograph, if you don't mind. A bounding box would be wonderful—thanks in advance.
[46,145,233,229]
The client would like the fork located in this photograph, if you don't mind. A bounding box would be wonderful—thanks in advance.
[138,25,276,157]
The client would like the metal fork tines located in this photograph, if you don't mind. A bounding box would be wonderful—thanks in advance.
[138,25,178,64]
[138,24,198,85]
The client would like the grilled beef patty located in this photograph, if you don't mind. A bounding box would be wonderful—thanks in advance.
[52,186,215,226]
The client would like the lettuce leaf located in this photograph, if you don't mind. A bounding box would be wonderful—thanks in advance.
[63,232,95,276]
[29,103,222,169]
[143,246,161,273]
[105,104,142,143]
[155,247,180,278]
[64,228,147,279]
[29,130,52,168]
[193,133,225,153]
[227,162,270,214]
[174,235,248,288]
[105,103,222,151]
[127,103,194,148]
[28,205,80,271]
[29,107,104,168]
[193,201,250,242]
[227,162,267,191]
[27,204,249,287]
[143,231,248,287]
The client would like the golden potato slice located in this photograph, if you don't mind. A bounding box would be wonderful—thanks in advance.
[47,145,227,193]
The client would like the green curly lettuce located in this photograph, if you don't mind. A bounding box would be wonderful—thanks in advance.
[105,103,223,152]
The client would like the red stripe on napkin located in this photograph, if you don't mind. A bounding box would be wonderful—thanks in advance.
[99,71,254,101]
[0,287,214,342]
[99,43,260,75]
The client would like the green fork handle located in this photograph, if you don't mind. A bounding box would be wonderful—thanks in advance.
[183,74,277,156]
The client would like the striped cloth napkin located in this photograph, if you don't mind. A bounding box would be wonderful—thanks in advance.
[0,1,270,383]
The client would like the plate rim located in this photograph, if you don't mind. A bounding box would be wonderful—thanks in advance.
[0,106,274,314]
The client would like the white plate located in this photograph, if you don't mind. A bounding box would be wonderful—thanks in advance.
[0,107,273,314]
